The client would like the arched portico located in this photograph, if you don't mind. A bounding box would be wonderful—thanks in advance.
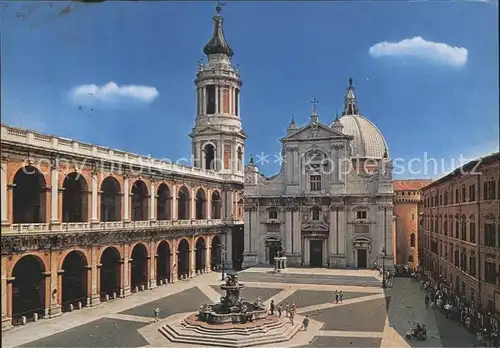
[211,191,221,219]
[131,180,149,221]
[195,188,207,220]
[177,239,190,279]
[156,184,171,220]
[177,186,190,220]
[11,255,46,323]
[100,176,122,222]
[130,243,148,290]
[211,235,222,270]
[12,166,47,223]
[99,247,121,298]
[61,250,88,310]
[62,172,89,223]
[156,241,171,285]
[195,237,206,273]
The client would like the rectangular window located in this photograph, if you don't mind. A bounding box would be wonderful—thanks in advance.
[356,210,367,219]
[484,180,497,200]
[268,210,278,220]
[462,186,466,203]
[224,144,231,169]
[470,222,476,244]
[461,222,467,241]
[485,262,496,284]
[469,257,476,276]
[222,87,230,113]
[411,213,415,220]
[455,189,459,203]
[206,85,216,114]
[455,221,459,239]
[310,175,321,191]
[484,223,496,247]
[217,86,221,113]
[469,184,476,202]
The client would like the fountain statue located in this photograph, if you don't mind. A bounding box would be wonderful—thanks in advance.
[198,273,267,324]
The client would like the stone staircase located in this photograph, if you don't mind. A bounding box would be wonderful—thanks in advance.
[159,317,303,347]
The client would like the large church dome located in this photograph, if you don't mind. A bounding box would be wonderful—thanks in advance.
[330,78,389,159]
[338,114,388,159]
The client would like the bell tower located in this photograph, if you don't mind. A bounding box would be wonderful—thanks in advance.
[190,2,246,178]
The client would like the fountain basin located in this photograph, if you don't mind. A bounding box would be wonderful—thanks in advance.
[199,302,267,324]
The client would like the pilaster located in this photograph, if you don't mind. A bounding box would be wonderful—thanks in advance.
[123,176,130,222]
[50,161,60,224]
[150,181,156,221]
[91,171,99,223]
[1,159,9,226]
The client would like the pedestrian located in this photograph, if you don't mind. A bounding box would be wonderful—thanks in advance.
[424,294,430,309]
[291,303,296,313]
[270,300,275,316]
[285,303,290,317]
[289,309,295,325]
[277,304,283,318]
[339,291,344,303]
[154,307,160,322]
[335,290,339,304]
[302,315,310,331]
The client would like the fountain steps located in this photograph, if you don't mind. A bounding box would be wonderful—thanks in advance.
[159,319,302,347]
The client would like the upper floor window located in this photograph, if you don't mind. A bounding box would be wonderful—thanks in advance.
[444,192,448,205]
[312,207,321,221]
[455,189,459,204]
[484,180,497,200]
[411,213,415,220]
[310,175,321,192]
[410,233,416,248]
[461,185,466,203]
[469,221,476,244]
[484,223,496,247]
[268,209,278,220]
[439,195,443,206]
[469,184,476,202]
[356,210,367,220]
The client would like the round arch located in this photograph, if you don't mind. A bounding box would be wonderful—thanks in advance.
[177,238,190,279]
[195,236,207,273]
[11,254,47,322]
[157,183,172,220]
[156,240,171,285]
[131,180,149,221]
[203,142,216,170]
[99,246,121,298]
[61,250,88,310]
[62,172,89,223]
[211,190,221,219]
[210,235,222,270]
[177,185,190,220]
[100,176,122,222]
[195,188,207,220]
[12,166,47,224]
[130,243,148,290]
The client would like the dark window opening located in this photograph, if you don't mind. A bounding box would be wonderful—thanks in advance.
[235,89,239,116]
[206,85,215,114]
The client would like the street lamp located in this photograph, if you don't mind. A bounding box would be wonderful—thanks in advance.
[381,247,387,289]
[220,245,227,281]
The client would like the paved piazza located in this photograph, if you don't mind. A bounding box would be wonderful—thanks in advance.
[2,268,470,348]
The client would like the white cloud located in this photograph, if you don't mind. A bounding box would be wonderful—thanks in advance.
[71,82,159,104]
[368,37,468,68]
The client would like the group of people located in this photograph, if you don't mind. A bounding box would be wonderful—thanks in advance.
[269,300,309,330]
[422,280,499,347]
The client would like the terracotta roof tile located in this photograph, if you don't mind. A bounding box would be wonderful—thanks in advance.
[393,179,433,191]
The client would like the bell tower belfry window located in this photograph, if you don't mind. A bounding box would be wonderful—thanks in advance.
[190,3,246,177]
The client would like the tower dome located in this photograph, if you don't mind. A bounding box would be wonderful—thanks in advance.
[330,78,389,159]
[203,3,233,57]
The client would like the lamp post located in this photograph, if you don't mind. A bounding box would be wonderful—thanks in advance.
[220,246,227,281]
[382,247,387,288]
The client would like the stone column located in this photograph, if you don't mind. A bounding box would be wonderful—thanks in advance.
[244,209,251,253]
[225,230,233,269]
[170,240,177,283]
[190,244,196,278]
[2,255,12,330]
[292,208,301,254]
[304,238,310,266]
[50,163,59,223]
[215,86,219,114]
[329,206,338,255]
[123,177,130,222]
[206,188,212,219]
[150,181,156,221]
[338,207,346,255]
[285,210,292,254]
[202,87,207,115]
[147,255,156,289]
[121,245,131,297]
[293,149,299,184]
[1,160,8,226]
[205,241,212,272]
[190,188,196,220]
[91,171,99,223]
[171,184,177,221]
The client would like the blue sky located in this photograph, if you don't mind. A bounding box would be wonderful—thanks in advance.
[2,0,499,179]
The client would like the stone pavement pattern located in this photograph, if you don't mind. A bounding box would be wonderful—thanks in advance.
[2,267,459,348]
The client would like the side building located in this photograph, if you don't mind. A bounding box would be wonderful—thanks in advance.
[0,5,245,331]
[393,179,432,268]
[421,152,500,318]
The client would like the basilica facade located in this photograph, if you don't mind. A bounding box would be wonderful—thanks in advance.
[243,80,395,269]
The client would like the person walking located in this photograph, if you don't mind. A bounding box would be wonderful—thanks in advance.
[425,294,430,309]
[289,308,295,325]
[154,307,160,322]
[335,290,339,304]
[339,291,344,303]
[285,303,290,317]
[270,300,275,316]
[277,304,283,318]
[302,315,310,331]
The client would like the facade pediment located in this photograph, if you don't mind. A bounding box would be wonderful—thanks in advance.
[301,221,329,232]
[281,123,351,142]
[194,125,222,135]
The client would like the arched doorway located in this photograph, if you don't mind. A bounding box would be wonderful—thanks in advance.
[211,191,221,219]
[177,239,190,279]
[130,244,148,290]
[11,255,46,323]
[131,180,149,221]
[195,237,206,273]
[177,186,190,220]
[211,235,222,271]
[100,247,121,298]
[156,241,171,285]
[156,184,171,220]
[204,143,216,170]
[62,172,89,223]
[265,237,282,265]
[100,176,122,222]
[12,166,47,223]
[61,251,88,310]
[195,188,206,219]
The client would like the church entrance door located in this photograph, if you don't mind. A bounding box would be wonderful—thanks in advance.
[309,240,323,267]
[268,247,278,265]
[357,249,368,268]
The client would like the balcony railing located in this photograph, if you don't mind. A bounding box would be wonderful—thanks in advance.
[4,219,225,234]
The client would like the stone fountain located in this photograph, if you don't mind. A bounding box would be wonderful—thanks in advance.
[159,272,303,347]
[198,273,267,324]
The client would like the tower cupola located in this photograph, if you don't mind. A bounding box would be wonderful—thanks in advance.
[341,77,359,116]
[203,2,233,57]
